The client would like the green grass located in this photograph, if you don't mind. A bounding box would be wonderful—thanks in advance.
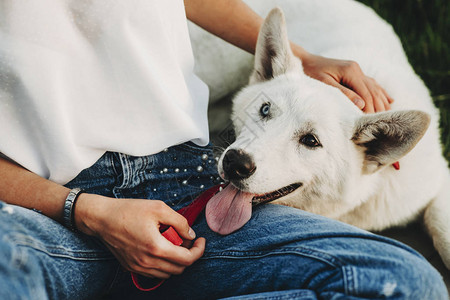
[357,0,450,164]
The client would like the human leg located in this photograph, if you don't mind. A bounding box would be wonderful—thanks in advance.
[0,200,118,300]
[117,205,447,299]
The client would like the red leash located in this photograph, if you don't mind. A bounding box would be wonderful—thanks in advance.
[131,184,224,291]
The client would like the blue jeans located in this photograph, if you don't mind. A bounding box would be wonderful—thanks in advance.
[0,142,447,299]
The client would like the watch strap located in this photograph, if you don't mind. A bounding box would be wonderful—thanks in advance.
[63,188,84,231]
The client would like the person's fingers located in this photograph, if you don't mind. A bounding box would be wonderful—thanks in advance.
[109,243,188,279]
[337,61,375,112]
[383,99,391,111]
[381,90,391,111]
[365,77,392,112]
[323,78,365,109]
[147,229,206,266]
[387,95,395,104]
[352,81,374,113]
[153,201,196,241]
[104,244,175,278]
[164,237,205,266]
[341,76,375,113]
[302,56,395,113]
[187,237,206,261]
[381,86,394,104]
[130,257,186,278]
[371,87,387,112]
[134,238,205,277]
[374,97,386,112]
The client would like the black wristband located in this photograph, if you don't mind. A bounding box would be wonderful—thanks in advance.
[63,188,84,231]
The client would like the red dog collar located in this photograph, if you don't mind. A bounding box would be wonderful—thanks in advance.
[392,161,400,170]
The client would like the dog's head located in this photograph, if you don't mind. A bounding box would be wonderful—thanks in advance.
[206,8,430,235]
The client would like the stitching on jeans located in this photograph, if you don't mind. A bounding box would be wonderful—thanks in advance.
[342,265,357,295]
[201,247,342,268]
[229,290,316,300]
[114,153,131,192]
[110,152,119,178]
[123,154,132,189]
[137,155,150,182]
[7,234,114,261]
[351,266,358,295]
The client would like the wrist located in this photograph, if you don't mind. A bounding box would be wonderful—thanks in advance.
[73,193,108,236]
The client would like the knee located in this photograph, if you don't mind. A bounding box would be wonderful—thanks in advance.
[379,253,447,299]
[299,234,449,299]
[334,248,448,299]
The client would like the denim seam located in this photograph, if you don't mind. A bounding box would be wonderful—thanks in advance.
[6,234,114,261]
[274,290,316,300]
[220,290,317,300]
[118,153,131,189]
[138,155,151,183]
[110,152,119,179]
[202,247,342,269]
[17,245,114,261]
[124,154,132,188]
[203,248,359,298]
[342,265,357,296]
[113,153,131,197]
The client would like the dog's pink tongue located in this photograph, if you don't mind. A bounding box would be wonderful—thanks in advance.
[206,184,253,235]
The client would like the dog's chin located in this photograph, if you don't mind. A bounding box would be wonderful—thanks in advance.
[230,180,303,205]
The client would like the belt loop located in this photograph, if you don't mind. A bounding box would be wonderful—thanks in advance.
[116,153,132,190]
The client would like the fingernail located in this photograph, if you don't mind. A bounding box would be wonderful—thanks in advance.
[189,228,196,239]
[354,99,365,109]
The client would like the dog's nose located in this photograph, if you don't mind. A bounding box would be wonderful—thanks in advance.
[222,149,256,180]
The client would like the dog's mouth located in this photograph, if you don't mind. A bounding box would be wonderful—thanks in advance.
[252,183,302,205]
[205,182,302,236]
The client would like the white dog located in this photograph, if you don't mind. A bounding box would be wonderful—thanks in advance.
[190,1,450,269]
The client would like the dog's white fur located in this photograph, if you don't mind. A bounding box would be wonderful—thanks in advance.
[190,0,450,268]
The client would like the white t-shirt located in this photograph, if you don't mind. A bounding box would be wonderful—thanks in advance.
[0,0,210,184]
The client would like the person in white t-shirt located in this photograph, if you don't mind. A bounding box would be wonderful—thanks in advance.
[0,0,446,299]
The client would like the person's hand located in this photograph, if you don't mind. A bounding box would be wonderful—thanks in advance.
[74,194,205,279]
[297,50,394,113]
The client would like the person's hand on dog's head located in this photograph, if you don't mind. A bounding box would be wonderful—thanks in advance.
[292,46,394,113]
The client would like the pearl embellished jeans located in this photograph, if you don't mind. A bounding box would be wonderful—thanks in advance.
[0,142,447,299]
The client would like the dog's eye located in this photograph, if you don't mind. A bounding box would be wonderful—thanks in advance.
[259,102,271,118]
[300,134,321,148]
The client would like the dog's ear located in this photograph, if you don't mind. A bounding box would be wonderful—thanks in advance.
[249,8,302,84]
[352,110,430,174]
